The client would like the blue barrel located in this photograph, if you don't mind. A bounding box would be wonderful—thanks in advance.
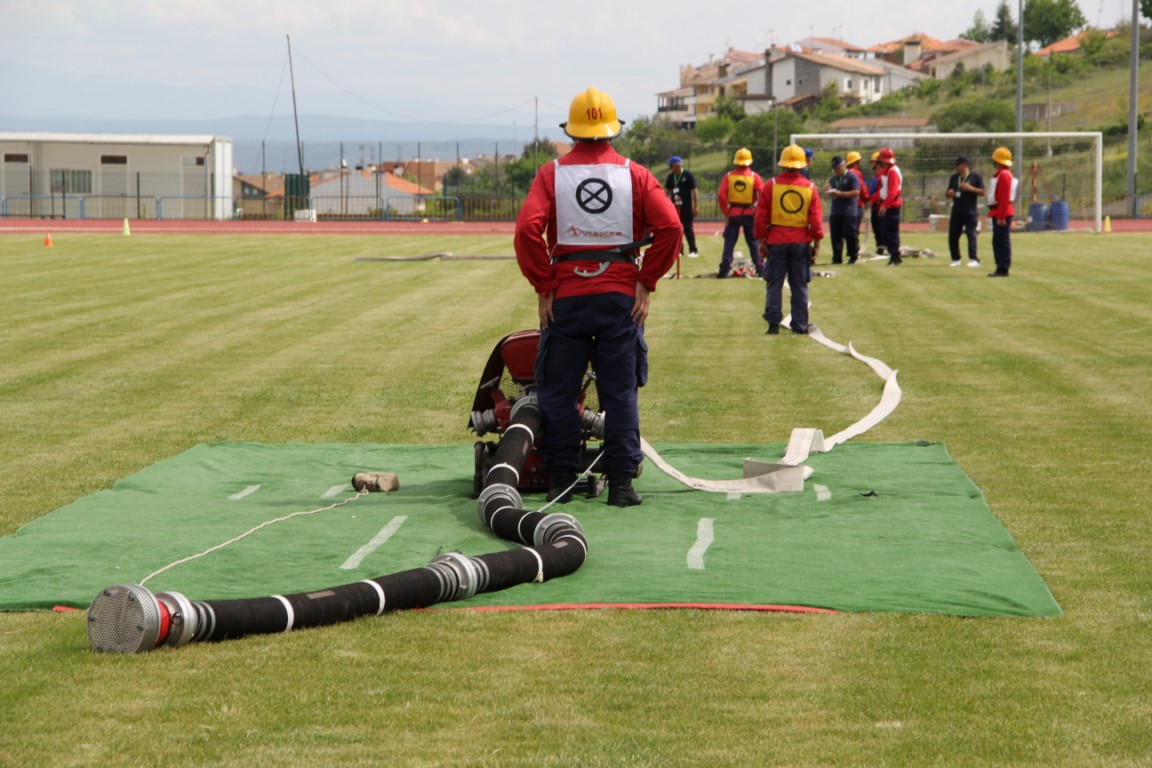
[1027,203,1048,231]
[1048,200,1070,231]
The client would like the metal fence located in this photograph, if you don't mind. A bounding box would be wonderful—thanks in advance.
[3,191,1148,223]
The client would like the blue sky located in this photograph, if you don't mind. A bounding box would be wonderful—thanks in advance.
[0,0,1133,136]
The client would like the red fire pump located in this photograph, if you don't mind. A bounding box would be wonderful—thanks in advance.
[468,330,605,499]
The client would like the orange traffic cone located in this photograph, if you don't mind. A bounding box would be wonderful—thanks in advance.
[44,232,53,247]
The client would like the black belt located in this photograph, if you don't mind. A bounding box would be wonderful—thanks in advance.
[552,234,655,264]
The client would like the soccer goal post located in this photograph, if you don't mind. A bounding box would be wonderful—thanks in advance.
[792,132,1103,233]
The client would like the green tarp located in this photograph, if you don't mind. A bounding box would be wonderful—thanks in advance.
[0,442,1061,617]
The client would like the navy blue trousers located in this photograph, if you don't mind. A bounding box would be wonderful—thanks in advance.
[534,292,646,476]
[720,213,758,276]
[763,243,810,332]
[879,207,902,261]
[992,217,1013,273]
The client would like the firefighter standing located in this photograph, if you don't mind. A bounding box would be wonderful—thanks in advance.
[846,151,868,252]
[717,147,764,278]
[868,152,885,257]
[987,147,1017,277]
[754,144,824,335]
[514,87,681,507]
[875,147,903,265]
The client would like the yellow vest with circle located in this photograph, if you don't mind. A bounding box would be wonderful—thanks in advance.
[726,172,756,206]
[770,180,814,228]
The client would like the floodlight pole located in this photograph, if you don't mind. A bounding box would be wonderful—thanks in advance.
[1015,0,1024,168]
[1128,0,1139,216]
[287,35,305,177]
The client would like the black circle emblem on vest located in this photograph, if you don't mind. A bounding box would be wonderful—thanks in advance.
[732,179,748,194]
[780,189,806,214]
[576,178,613,214]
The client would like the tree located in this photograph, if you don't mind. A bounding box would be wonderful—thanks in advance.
[991,0,1019,44]
[694,115,735,144]
[483,138,558,194]
[1142,0,1151,20]
[931,100,1017,132]
[711,95,746,123]
[729,109,807,160]
[1023,0,1087,47]
[965,9,992,42]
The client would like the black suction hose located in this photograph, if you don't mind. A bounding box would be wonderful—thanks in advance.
[87,394,589,653]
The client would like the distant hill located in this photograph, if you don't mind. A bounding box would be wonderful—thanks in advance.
[0,113,565,174]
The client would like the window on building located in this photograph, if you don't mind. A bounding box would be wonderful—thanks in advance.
[183,156,206,167]
[49,169,93,194]
[100,155,128,165]
[4,153,30,163]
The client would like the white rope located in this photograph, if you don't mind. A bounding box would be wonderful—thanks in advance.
[139,489,369,587]
[535,451,604,513]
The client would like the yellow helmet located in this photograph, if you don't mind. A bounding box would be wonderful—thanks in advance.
[870,151,881,163]
[845,151,862,166]
[561,87,624,140]
[733,147,754,166]
[778,144,807,169]
[992,146,1013,167]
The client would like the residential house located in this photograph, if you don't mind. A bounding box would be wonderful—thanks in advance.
[657,48,764,126]
[823,116,935,149]
[920,41,1013,79]
[754,48,890,107]
[308,168,435,218]
[1035,29,1118,57]
[793,37,873,60]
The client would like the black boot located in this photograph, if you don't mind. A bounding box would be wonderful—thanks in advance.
[607,474,642,507]
[547,470,577,504]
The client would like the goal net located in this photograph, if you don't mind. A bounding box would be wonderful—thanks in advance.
[792,132,1103,233]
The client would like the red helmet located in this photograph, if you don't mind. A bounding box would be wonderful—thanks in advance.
[878,147,896,164]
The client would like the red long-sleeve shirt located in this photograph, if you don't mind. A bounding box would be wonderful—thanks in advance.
[514,142,681,298]
[876,164,902,211]
[989,167,1016,220]
[753,171,824,245]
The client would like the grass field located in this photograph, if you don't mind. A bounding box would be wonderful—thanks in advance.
[1,228,1150,767]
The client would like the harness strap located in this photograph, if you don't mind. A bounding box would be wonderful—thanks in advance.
[551,233,656,264]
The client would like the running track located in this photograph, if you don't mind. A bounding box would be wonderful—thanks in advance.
[2,217,1149,236]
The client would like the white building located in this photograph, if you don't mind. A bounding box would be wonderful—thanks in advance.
[0,133,233,220]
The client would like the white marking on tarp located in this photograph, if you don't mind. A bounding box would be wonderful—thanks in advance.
[687,518,715,570]
[322,484,346,499]
[340,516,408,570]
[815,484,832,501]
[228,484,261,500]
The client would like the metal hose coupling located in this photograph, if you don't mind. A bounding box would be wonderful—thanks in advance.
[470,409,498,436]
[533,513,585,547]
[425,552,485,602]
[508,393,539,421]
[476,482,523,524]
[581,409,605,439]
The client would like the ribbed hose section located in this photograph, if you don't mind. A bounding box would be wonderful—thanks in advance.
[196,568,453,643]
[483,395,540,489]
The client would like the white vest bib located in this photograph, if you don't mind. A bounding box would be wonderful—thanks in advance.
[554,160,634,247]
[988,173,1019,202]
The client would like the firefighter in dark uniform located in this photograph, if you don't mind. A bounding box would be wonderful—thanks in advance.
[514,87,681,507]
